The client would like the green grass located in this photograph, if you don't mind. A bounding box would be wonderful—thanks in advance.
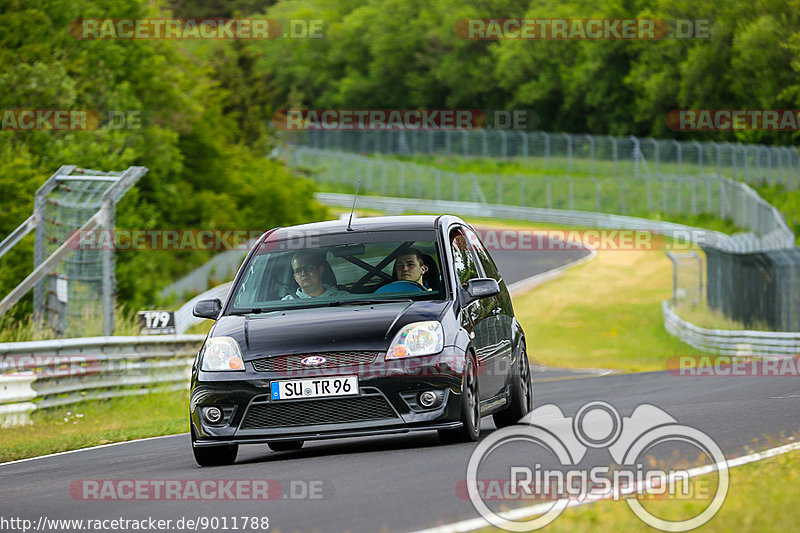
[475,447,800,532]
[0,305,142,342]
[0,388,189,463]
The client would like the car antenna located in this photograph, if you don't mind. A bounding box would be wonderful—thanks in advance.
[346,178,360,232]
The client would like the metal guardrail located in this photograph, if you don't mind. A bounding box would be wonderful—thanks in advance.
[662,301,800,356]
[0,335,203,427]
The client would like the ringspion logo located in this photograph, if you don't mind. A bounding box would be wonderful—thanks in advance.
[465,401,728,531]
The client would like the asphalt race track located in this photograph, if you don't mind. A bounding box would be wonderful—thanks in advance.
[2,245,798,532]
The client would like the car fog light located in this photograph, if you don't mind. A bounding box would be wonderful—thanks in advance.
[419,391,438,408]
[203,406,223,424]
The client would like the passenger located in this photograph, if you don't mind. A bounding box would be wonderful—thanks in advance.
[283,251,349,300]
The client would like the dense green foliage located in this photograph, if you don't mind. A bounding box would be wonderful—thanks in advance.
[0,0,326,318]
[251,0,800,145]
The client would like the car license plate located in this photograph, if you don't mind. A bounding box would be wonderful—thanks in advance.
[270,375,359,400]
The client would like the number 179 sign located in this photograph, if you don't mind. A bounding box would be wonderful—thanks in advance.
[138,310,176,335]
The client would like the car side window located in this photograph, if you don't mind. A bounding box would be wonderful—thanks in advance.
[450,228,481,288]
[464,228,501,282]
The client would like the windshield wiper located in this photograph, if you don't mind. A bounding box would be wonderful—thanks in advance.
[328,298,412,306]
[227,308,268,316]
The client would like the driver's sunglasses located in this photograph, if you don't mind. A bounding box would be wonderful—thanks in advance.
[292,264,318,275]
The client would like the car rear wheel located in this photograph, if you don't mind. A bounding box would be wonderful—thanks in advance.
[493,343,533,428]
[439,355,480,443]
[192,430,238,466]
[268,441,304,452]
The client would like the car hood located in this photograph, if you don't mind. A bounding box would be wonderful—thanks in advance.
[211,300,450,359]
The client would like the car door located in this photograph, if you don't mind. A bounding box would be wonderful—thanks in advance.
[464,227,515,394]
[449,227,502,399]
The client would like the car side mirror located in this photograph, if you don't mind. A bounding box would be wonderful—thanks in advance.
[193,299,222,320]
[463,278,500,304]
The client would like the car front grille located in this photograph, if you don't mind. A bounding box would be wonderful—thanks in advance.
[251,351,380,372]
[240,394,397,429]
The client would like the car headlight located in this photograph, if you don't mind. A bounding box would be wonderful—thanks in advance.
[201,336,245,371]
[386,321,444,359]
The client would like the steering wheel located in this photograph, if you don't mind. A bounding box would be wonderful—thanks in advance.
[374,280,427,293]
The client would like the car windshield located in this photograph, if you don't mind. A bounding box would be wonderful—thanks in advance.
[228,230,446,313]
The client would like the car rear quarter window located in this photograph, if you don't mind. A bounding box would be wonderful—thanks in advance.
[464,228,501,282]
[450,228,481,288]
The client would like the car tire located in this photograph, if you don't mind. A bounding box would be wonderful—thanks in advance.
[439,355,480,443]
[267,441,304,452]
[492,343,533,428]
[191,431,238,467]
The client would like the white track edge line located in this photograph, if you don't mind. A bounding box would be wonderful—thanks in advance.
[409,440,800,533]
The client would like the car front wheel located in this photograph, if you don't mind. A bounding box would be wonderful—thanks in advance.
[439,354,480,443]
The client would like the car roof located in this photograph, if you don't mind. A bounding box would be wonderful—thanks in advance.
[264,215,467,240]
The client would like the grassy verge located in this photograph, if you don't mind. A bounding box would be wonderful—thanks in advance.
[0,388,189,463]
[511,239,707,372]
[672,301,771,331]
[0,305,143,342]
[477,448,800,532]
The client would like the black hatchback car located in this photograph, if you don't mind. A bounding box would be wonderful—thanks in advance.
[190,215,533,466]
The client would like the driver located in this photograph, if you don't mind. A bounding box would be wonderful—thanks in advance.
[393,248,431,289]
[283,251,349,300]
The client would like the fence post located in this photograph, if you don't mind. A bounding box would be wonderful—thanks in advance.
[520,131,528,160]
[586,134,595,174]
[462,130,469,157]
[649,138,659,175]
[481,129,488,158]
[711,142,721,177]
[619,178,626,214]
[435,170,441,201]
[610,136,618,175]
[546,178,552,209]
[672,140,682,176]
[592,177,601,211]
[693,141,703,176]
[543,132,550,166]
[568,176,574,210]
[563,133,572,172]
[499,130,507,158]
